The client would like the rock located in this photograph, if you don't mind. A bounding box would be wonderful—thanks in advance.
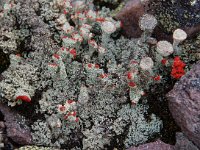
[0,121,5,129]
[183,24,200,38]
[127,132,200,150]
[115,0,145,38]
[167,61,200,148]
[151,0,200,37]
[174,132,199,150]
[115,0,200,40]
[115,0,172,41]
[0,103,32,145]
[127,140,174,150]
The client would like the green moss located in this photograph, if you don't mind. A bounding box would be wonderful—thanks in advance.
[111,2,125,17]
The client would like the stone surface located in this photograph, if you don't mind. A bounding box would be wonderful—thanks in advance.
[0,102,32,145]
[115,0,145,38]
[127,140,174,150]
[115,0,200,39]
[115,0,172,41]
[127,132,200,150]
[151,0,200,35]
[167,61,200,148]
[174,132,199,150]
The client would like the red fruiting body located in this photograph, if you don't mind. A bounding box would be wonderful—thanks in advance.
[49,63,58,67]
[61,36,67,39]
[154,75,161,81]
[171,56,186,79]
[53,54,60,59]
[75,117,79,122]
[16,95,31,102]
[88,63,93,68]
[69,49,76,58]
[100,73,108,78]
[71,111,77,116]
[141,92,146,96]
[64,112,71,120]
[63,9,68,14]
[59,106,66,111]
[161,58,167,65]
[16,54,21,57]
[64,115,68,120]
[128,81,136,87]
[67,100,74,104]
[130,60,138,64]
[67,112,71,116]
[173,56,186,68]
[131,101,136,106]
[120,21,123,28]
[127,72,133,80]
[96,17,105,22]
[171,68,185,79]
[71,37,75,41]
[95,64,100,68]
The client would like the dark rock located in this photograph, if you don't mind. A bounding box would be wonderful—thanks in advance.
[151,0,200,34]
[183,24,200,38]
[167,61,200,148]
[0,103,32,145]
[115,0,145,38]
[4,142,14,150]
[127,140,174,150]
[115,0,200,39]
[115,0,172,41]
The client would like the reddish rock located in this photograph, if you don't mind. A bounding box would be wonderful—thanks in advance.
[167,61,200,148]
[0,103,32,145]
[127,132,200,150]
[174,132,199,150]
[127,140,174,150]
[115,0,145,38]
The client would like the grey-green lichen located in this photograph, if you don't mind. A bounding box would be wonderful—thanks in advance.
[0,0,169,149]
[114,103,162,148]
[16,146,60,150]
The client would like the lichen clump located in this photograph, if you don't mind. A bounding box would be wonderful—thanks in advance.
[0,0,193,149]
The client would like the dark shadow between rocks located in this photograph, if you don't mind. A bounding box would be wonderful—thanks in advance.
[145,77,181,145]
[0,49,10,74]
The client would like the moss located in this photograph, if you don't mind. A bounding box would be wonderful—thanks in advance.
[110,2,125,17]
[149,0,200,33]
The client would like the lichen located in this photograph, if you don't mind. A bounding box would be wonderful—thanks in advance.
[1,0,190,149]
